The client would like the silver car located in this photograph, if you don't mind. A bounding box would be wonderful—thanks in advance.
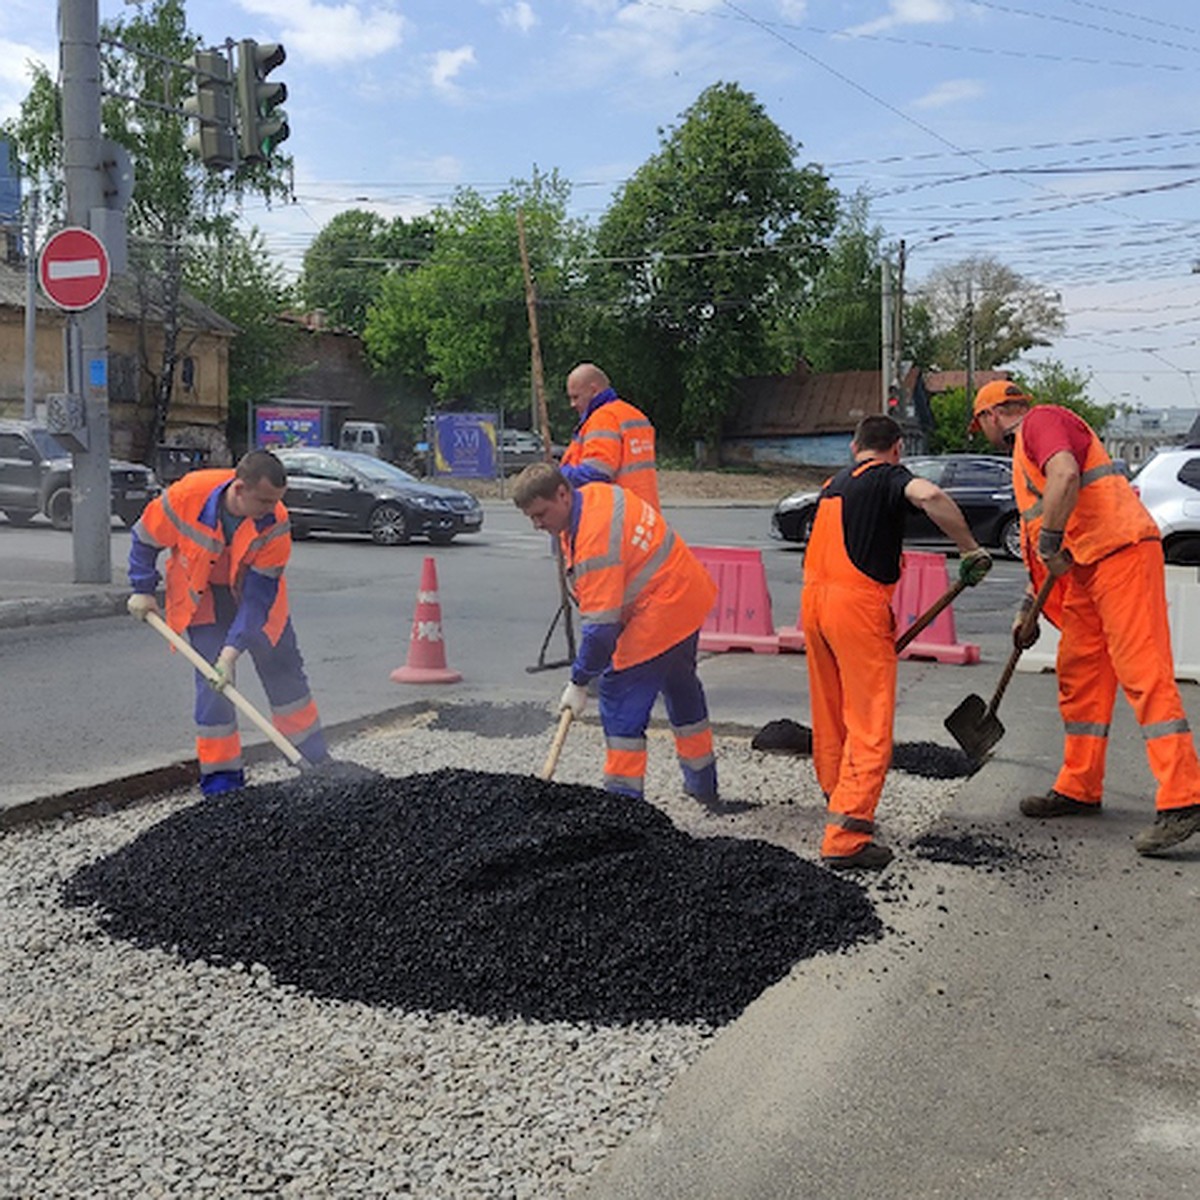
[1131,446,1200,565]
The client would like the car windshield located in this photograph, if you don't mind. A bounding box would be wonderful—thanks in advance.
[31,428,70,459]
[333,452,419,485]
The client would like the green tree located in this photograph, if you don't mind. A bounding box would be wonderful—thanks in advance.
[912,255,1065,372]
[185,220,298,448]
[363,170,590,434]
[298,209,435,333]
[2,0,291,457]
[794,192,883,372]
[590,82,838,449]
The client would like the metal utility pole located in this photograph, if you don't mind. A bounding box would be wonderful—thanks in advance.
[60,0,112,583]
[23,189,37,421]
[965,278,976,408]
[880,258,895,414]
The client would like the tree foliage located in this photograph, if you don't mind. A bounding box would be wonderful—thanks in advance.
[589,82,838,447]
[298,209,435,334]
[909,255,1065,372]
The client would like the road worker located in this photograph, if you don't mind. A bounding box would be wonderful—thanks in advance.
[513,463,721,807]
[559,362,660,510]
[126,450,329,796]
[971,380,1200,855]
[802,415,993,870]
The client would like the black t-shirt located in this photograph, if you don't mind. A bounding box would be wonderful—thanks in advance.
[818,459,914,584]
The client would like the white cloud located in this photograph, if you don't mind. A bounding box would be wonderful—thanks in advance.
[430,45,477,94]
[846,0,956,37]
[0,39,53,124]
[500,2,538,33]
[234,0,406,66]
[912,78,984,109]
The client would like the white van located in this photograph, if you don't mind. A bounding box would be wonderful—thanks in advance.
[339,421,393,459]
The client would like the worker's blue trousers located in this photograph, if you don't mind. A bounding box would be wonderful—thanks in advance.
[598,631,717,800]
[188,591,328,795]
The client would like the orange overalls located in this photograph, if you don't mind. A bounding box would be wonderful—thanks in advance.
[801,460,906,858]
[1014,415,1200,812]
[564,484,717,795]
[560,396,660,511]
[131,470,325,791]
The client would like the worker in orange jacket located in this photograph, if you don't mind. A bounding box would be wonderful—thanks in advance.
[513,463,721,806]
[802,415,993,870]
[971,380,1200,856]
[560,362,660,511]
[127,451,329,796]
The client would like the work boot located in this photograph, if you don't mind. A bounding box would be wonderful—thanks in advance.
[1133,805,1200,856]
[1019,790,1101,818]
[822,842,894,872]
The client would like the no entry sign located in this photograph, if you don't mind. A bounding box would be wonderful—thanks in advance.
[39,227,111,311]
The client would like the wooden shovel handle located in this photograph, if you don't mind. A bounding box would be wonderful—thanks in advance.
[895,577,969,653]
[141,609,304,766]
[539,708,574,781]
[986,570,1059,718]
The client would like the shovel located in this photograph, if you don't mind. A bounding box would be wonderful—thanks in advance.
[943,570,1058,762]
[539,708,574,781]
[895,576,969,654]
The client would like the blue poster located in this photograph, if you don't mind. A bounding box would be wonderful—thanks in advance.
[433,412,498,477]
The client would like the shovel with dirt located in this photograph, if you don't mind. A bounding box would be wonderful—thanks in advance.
[944,569,1059,764]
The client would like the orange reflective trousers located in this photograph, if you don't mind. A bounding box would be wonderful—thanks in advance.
[801,579,897,857]
[1053,539,1200,812]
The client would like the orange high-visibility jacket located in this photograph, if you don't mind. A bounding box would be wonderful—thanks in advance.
[561,396,660,510]
[1013,409,1159,605]
[133,469,292,644]
[563,484,715,671]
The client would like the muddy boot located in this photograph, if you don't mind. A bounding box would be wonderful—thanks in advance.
[1019,790,1101,818]
[822,842,893,872]
[1133,805,1200,856]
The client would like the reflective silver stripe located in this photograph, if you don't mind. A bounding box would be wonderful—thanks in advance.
[617,461,655,476]
[673,719,710,740]
[678,751,716,770]
[271,695,313,719]
[161,491,223,554]
[251,564,285,580]
[1143,717,1192,740]
[250,519,290,554]
[606,735,647,752]
[1021,497,1042,521]
[1064,721,1109,738]
[573,490,626,579]
[200,755,243,775]
[580,606,622,625]
[197,719,238,739]
[830,813,875,833]
[188,587,203,607]
[582,429,621,445]
[580,458,617,481]
[131,516,165,548]
[618,417,653,433]
[1080,462,1123,487]
[604,773,643,794]
[624,528,676,608]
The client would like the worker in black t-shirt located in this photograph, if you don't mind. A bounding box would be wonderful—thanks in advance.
[801,416,992,871]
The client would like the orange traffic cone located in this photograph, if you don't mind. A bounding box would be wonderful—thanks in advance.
[390,556,463,684]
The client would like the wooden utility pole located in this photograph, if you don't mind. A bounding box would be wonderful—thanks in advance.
[516,207,576,670]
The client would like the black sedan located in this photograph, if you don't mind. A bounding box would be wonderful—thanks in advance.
[273,448,483,546]
[771,453,1022,559]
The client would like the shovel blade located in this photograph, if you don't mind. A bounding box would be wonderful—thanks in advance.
[944,693,1005,762]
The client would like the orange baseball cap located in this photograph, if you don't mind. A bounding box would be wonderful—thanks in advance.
[968,380,1032,433]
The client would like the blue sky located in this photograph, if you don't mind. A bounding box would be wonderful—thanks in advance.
[4,0,1200,412]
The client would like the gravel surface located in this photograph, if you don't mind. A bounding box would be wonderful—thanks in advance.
[2,706,1000,1198]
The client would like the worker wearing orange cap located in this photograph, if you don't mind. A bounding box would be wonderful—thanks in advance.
[970,379,1200,855]
[802,415,993,871]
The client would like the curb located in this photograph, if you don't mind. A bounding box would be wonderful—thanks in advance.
[0,591,129,630]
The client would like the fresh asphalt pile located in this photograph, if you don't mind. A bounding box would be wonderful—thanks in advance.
[2,709,1018,1198]
[64,767,882,1027]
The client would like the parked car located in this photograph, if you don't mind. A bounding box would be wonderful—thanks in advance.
[771,453,1022,559]
[1131,445,1200,565]
[498,428,565,472]
[0,419,161,530]
[273,447,484,546]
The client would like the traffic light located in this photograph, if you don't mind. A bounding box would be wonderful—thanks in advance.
[235,39,289,164]
[183,49,235,170]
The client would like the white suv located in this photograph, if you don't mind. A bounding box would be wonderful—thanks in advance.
[1131,446,1200,565]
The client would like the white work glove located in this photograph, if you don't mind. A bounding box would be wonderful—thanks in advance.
[127,593,159,620]
[210,645,240,691]
[559,681,588,718]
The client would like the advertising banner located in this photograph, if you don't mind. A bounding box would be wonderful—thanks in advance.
[432,412,498,478]
[256,405,324,448]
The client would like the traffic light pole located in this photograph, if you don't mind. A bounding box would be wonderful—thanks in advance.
[60,0,112,583]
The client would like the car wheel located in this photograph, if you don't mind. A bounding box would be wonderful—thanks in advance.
[47,488,73,531]
[3,509,35,526]
[1000,515,1022,560]
[290,522,312,541]
[369,502,410,545]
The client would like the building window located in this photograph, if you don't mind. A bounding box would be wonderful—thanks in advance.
[108,352,138,403]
